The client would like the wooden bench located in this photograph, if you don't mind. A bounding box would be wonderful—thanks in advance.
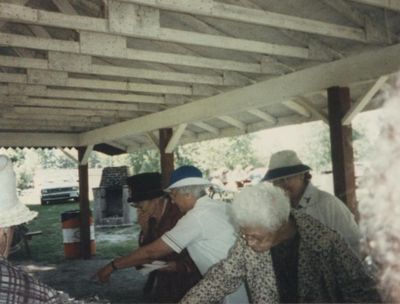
[23,230,43,257]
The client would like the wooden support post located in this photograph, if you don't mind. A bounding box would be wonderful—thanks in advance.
[77,147,91,259]
[159,128,174,188]
[327,87,358,219]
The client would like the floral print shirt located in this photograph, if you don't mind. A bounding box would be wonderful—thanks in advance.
[180,211,381,303]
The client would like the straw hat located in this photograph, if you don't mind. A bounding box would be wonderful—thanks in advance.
[126,172,165,205]
[165,165,211,191]
[0,155,37,228]
[262,150,311,181]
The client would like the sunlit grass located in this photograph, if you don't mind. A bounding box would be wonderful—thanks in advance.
[10,202,138,263]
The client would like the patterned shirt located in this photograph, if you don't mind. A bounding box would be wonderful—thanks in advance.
[180,211,381,304]
[0,258,64,304]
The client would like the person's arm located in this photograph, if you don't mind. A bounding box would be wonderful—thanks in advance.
[180,238,247,304]
[320,193,362,258]
[96,238,173,283]
[332,234,382,303]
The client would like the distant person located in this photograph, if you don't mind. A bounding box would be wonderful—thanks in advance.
[359,79,400,302]
[262,150,361,256]
[181,184,381,303]
[0,155,72,303]
[95,166,249,304]
[126,172,201,303]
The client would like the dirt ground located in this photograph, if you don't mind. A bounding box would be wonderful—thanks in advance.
[17,258,148,304]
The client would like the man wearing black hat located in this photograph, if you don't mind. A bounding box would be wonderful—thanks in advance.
[262,150,361,257]
[97,172,201,303]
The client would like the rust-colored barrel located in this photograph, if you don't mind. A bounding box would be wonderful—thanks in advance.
[61,210,96,258]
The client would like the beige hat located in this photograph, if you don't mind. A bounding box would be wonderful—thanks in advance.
[262,150,311,181]
[0,155,37,228]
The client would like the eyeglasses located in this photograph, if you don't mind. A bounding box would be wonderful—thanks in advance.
[272,177,289,187]
[240,233,268,243]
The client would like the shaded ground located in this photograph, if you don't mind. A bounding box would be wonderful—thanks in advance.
[10,202,150,303]
[17,259,147,303]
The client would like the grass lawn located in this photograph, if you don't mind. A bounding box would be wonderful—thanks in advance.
[10,202,139,264]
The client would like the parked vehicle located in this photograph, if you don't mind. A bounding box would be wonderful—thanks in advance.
[40,179,79,205]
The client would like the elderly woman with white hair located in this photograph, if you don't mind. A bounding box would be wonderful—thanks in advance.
[180,183,381,304]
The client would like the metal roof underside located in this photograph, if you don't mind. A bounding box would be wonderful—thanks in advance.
[1,0,400,155]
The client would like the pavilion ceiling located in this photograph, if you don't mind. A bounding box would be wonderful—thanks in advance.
[0,0,400,153]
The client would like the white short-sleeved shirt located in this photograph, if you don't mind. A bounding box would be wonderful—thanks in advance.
[162,196,249,304]
[298,182,362,257]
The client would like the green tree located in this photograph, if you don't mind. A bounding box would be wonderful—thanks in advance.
[176,134,261,176]
[126,149,160,174]
[2,148,39,189]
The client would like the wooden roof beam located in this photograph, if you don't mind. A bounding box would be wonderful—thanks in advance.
[145,132,159,149]
[0,3,310,59]
[0,57,195,95]
[18,97,159,113]
[342,75,388,125]
[165,124,187,153]
[192,122,219,135]
[294,97,329,124]
[283,100,311,118]
[0,132,79,147]
[218,116,246,131]
[122,0,368,42]
[247,109,277,124]
[322,0,392,43]
[350,0,400,12]
[77,43,400,145]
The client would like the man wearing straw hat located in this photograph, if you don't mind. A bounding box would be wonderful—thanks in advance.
[0,155,71,303]
[262,150,361,256]
[96,165,249,304]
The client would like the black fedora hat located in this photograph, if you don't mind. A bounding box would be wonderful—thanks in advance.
[126,172,165,204]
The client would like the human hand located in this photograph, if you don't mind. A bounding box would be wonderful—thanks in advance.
[94,263,113,283]
[157,261,178,272]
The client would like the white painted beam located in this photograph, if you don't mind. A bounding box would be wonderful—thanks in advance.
[165,124,187,153]
[342,75,389,125]
[123,0,367,42]
[13,106,136,118]
[0,132,79,147]
[192,121,219,134]
[36,87,165,104]
[322,0,389,43]
[294,97,329,124]
[218,116,246,130]
[80,145,94,165]
[0,33,236,86]
[350,0,400,12]
[52,0,77,15]
[2,112,104,123]
[23,97,158,113]
[0,56,195,95]
[0,4,311,59]
[78,43,400,145]
[247,109,277,124]
[283,100,311,117]
[145,132,159,149]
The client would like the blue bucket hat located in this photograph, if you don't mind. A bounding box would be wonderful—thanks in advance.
[165,165,211,191]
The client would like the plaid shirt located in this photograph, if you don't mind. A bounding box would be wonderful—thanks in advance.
[0,258,64,304]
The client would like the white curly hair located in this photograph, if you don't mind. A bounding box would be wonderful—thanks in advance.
[230,183,290,231]
[359,76,400,302]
